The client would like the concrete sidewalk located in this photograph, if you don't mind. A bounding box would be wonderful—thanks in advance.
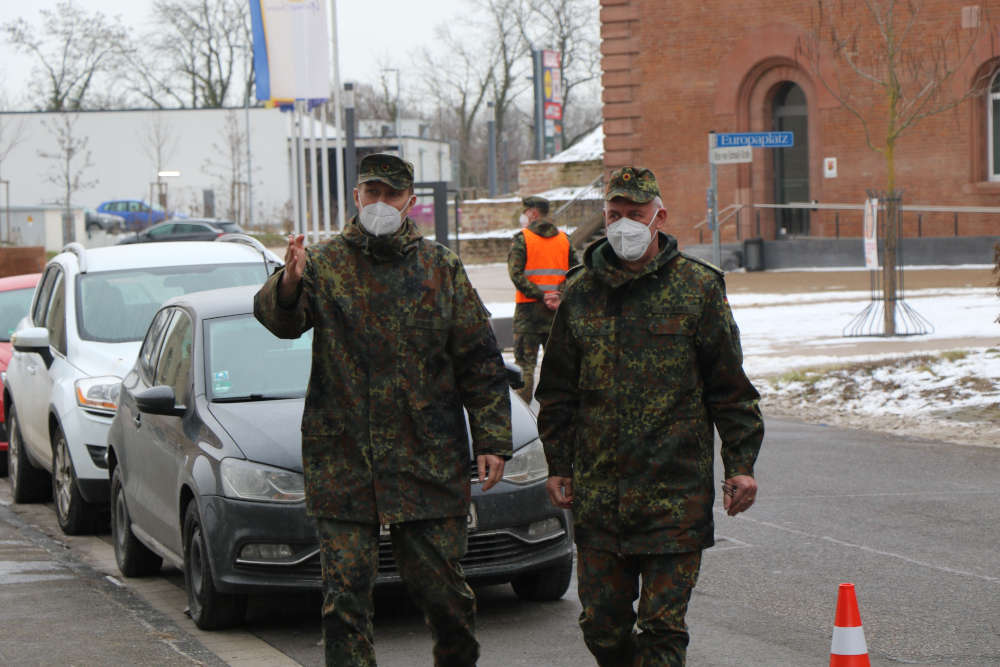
[0,484,299,667]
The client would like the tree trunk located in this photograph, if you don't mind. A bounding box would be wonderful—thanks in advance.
[881,193,898,336]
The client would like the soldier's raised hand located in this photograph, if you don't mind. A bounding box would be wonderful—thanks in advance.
[278,234,306,304]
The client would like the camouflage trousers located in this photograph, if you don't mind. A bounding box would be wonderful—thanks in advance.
[576,547,703,667]
[315,516,478,667]
[513,332,547,403]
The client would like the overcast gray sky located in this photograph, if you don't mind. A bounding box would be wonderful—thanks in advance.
[0,0,465,107]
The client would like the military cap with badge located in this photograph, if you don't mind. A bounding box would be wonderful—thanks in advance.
[357,153,414,190]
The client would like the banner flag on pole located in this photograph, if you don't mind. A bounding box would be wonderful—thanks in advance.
[250,0,330,108]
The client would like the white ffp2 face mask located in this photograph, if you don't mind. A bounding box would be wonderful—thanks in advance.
[359,201,404,236]
[606,209,659,262]
[518,213,530,228]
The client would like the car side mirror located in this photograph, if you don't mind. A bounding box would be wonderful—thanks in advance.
[12,326,53,368]
[504,361,524,390]
[136,385,186,417]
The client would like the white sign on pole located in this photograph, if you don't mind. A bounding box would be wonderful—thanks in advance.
[709,146,752,164]
[863,198,879,270]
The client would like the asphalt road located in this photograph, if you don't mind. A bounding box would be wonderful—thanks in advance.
[2,416,998,666]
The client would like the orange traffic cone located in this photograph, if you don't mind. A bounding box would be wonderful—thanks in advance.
[830,583,870,666]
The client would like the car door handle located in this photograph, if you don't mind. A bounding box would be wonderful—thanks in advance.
[26,364,37,375]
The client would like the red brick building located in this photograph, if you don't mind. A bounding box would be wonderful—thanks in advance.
[600,0,1000,249]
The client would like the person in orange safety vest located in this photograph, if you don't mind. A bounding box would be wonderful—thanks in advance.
[507,195,579,404]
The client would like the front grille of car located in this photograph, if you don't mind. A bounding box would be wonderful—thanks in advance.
[265,529,565,582]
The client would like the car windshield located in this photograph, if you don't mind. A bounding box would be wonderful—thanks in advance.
[206,314,312,401]
[0,287,36,342]
[77,263,268,343]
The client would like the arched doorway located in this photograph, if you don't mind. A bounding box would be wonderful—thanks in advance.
[772,82,810,236]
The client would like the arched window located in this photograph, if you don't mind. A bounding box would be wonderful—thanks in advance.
[989,71,1000,181]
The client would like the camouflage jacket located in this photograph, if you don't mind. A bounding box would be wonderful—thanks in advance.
[536,234,763,554]
[508,220,579,335]
[254,217,512,524]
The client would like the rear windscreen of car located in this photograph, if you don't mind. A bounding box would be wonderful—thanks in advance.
[207,315,312,400]
[0,287,36,342]
[77,263,269,343]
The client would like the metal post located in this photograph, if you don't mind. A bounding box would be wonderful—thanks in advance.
[308,109,321,243]
[320,103,332,237]
[953,212,958,236]
[707,133,721,267]
[287,111,299,235]
[245,44,253,227]
[0,179,8,243]
[344,82,357,219]
[329,0,346,231]
[918,213,922,237]
[296,101,308,237]
[487,101,497,197]
[532,49,544,160]
[835,212,840,238]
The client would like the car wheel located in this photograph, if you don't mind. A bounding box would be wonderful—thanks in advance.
[111,466,162,577]
[511,553,574,602]
[86,222,100,239]
[183,502,246,630]
[0,445,6,477]
[7,405,51,503]
[51,426,103,535]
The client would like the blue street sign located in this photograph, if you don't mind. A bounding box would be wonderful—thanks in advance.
[715,132,794,148]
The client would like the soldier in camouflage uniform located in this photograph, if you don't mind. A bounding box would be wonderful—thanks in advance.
[536,167,764,666]
[508,195,579,403]
[254,153,512,667]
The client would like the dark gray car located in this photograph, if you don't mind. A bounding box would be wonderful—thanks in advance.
[106,285,573,630]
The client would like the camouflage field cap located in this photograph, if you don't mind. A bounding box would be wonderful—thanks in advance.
[521,195,550,210]
[605,166,660,203]
[358,153,414,190]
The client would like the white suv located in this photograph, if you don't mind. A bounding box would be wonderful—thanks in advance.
[4,238,279,534]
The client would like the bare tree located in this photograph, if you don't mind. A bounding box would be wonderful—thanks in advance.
[422,26,494,190]
[521,0,601,148]
[140,114,180,178]
[124,0,252,109]
[799,0,991,334]
[2,0,129,111]
[202,111,247,222]
[38,114,95,242]
[0,115,27,182]
[477,0,532,164]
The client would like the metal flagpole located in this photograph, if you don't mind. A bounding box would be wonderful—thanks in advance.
[329,0,346,231]
[288,111,299,235]
[320,101,332,236]
[296,101,309,238]
[308,108,321,244]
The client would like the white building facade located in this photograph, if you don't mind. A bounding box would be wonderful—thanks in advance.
[0,108,452,231]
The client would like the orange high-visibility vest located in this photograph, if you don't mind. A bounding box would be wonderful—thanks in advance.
[516,228,571,303]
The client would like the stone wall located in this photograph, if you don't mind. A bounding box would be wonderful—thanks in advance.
[518,160,603,196]
[460,200,521,233]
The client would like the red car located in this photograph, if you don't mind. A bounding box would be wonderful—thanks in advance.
[0,272,41,476]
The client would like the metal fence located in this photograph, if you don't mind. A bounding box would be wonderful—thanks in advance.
[694,202,1000,243]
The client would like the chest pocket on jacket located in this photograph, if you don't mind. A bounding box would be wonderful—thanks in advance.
[645,313,698,377]
[569,317,615,390]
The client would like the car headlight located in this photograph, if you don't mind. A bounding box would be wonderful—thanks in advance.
[220,458,305,503]
[75,376,121,415]
[502,437,548,485]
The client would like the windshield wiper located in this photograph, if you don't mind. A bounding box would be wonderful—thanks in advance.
[212,393,299,403]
